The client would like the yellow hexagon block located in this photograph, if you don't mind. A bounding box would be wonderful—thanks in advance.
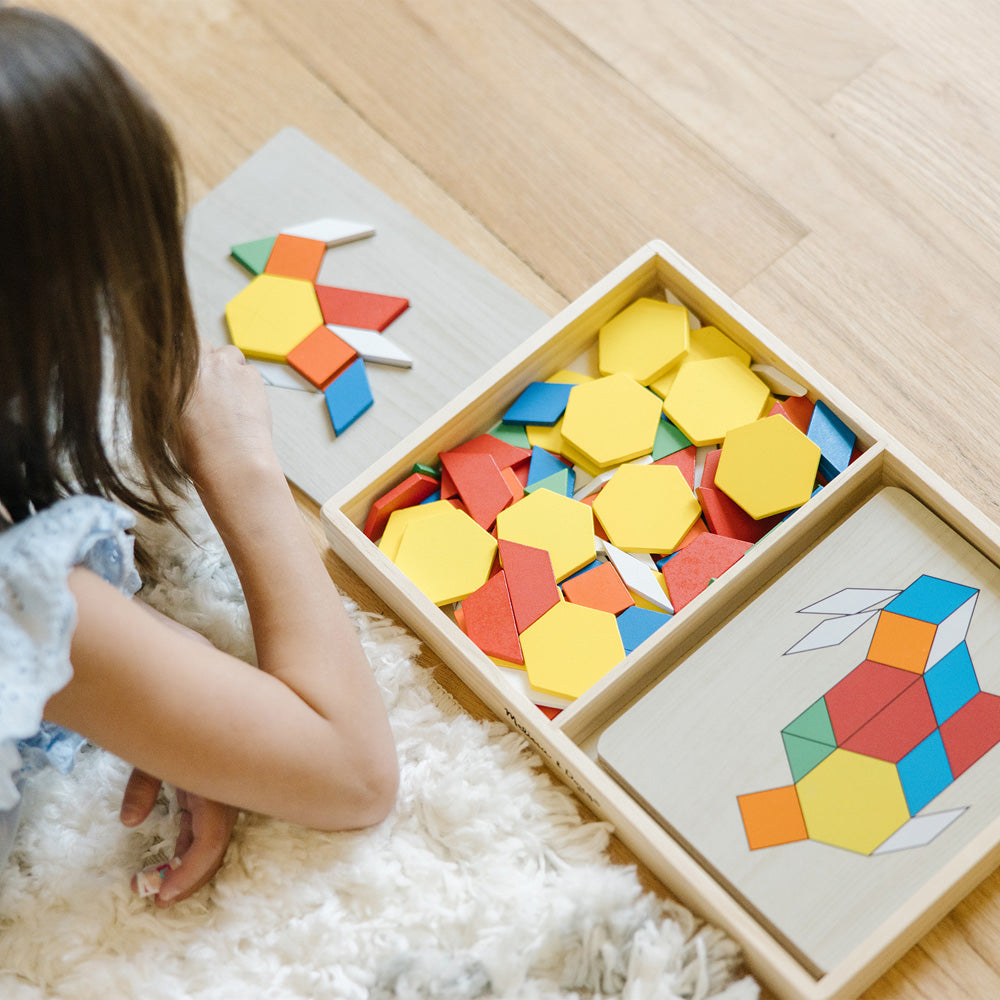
[379,500,457,561]
[521,601,626,700]
[649,325,752,398]
[714,415,822,519]
[662,357,770,446]
[560,373,662,474]
[392,504,497,606]
[598,298,689,385]
[225,274,323,362]
[495,489,595,582]
[592,463,702,553]
[795,749,910,855]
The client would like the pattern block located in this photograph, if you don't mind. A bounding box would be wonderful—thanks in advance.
[615,605,671,654]
[391,505,497,607]
[560,373,662,474]
[315,285,409,331]
[264,233,326,281]
[496,489,596,582]
[231,236,277,275]
[650,325,751,399]
[561,560,634,616]
[598,297,689,386]
[807,399,856,481]
[497,539,560,633]
[662,357,770,447]
[439,450,514,530]
[520,602,625,701]
[592,463,701,554]
[714,415,821,520]
[224,274,323,362]
[660,533,752,612]
[324,358,374,434]
[502,382,575,426]
[461,571,523,665]
[286,324,357,389]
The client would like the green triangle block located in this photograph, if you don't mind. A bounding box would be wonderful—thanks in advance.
[231,236,277,276]
[783,732,835,782]
[525,467,571,497]
[782,697,837,747]
[412,462,441,479]
[489,421,531,448]
[652,418,692,460]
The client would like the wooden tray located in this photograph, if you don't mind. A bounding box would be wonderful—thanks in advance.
[321,239,1000,1000]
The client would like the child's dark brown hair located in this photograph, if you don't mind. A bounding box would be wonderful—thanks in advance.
[0,8,199,553]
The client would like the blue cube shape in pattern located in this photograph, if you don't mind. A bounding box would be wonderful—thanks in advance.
[884,575,978,625]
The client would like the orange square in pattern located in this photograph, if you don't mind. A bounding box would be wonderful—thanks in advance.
[286,326,357,389]
[264,233,326,282]
[737,785,808,850]
[868,611,936,674]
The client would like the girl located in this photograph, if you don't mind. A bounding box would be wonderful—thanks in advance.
[0,8,398,906]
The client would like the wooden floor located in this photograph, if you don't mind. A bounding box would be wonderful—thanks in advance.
[27,1,1000,995]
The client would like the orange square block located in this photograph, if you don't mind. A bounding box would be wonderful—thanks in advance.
[561,562,633,615]
[264,233,327,281]
[867,611,937,674]
[286,326,358,389]
[737,785,808,850]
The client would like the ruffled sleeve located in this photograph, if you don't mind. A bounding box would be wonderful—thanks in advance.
[0,496,141,810]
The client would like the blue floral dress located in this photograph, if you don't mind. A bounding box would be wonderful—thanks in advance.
[0,496,141,867]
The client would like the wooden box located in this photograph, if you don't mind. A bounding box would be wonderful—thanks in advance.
[321,240,1000,1000]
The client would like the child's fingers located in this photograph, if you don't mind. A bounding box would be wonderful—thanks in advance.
[154,795,238,907]
[119,768,162,827]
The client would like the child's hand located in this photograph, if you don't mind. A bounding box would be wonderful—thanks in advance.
[177,342,280,495]
[121,767,239,908]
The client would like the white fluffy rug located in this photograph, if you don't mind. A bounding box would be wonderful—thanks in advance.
[0,500,758,1000]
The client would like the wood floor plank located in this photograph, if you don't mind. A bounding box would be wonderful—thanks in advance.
[826,48,1000,263]
[695,0,894,103]
[240,0,805,299]
[26,0,565,314]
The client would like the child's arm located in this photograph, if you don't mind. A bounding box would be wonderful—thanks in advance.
[44,344,398,833]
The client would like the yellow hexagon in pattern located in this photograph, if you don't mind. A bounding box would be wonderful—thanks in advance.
[392,504,497,606]
[495,489,595,582]
[598,298,689,386]
[224,274,323,362]
[662,357,770,447]
[715,415,821,519]
[593,463,702,553]
[521,601,625,700]
[649,325,752,398]
[560,373,663,474]
[795,749,910,855]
